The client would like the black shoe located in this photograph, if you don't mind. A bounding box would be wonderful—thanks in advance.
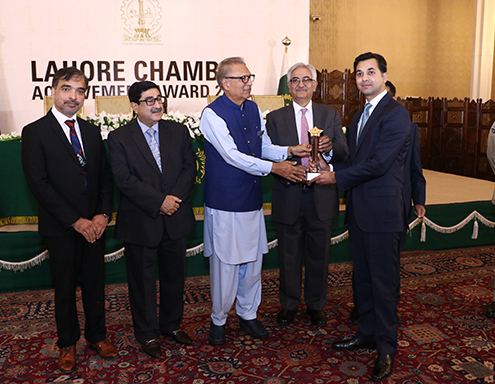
[371,354,395,381]
[208,322,226,345]
[140,338,161,358]
[332,337,377,351]
[277,308,297,326]
[349,307,360,325]
[307,309,327,327]
[239,318,269,339]
[165,329,193,345]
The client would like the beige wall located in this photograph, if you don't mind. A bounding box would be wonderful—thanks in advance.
[310,0,475,99]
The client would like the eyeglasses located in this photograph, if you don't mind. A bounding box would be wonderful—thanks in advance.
[225,74,255,83]
[136,95,166,106]
[289,77,314,85]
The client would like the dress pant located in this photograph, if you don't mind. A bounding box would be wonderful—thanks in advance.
[347,207,403,355]
[276,188,333,311]
[124,232,187,343]
[45,232,107,349]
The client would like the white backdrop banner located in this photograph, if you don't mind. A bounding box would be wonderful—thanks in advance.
[0,0,309,133]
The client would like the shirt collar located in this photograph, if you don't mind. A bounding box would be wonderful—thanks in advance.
[366,89,388,112]
[137,118,159,135]
[293,100,313,115]
[51,106,77,128]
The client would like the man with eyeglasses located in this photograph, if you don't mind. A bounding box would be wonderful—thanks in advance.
[265,62,349,328]
[22,67,117,373]
[200,57,311,345]
[108,81,197,357]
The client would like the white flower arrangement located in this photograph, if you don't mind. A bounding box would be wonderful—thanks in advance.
[163,110,202,140]
[0,132,21,141]
[85,111,203,141]
[84,112,133,140]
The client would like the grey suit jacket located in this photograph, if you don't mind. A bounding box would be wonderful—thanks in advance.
[266,102,349,225]
[108,119,196,246]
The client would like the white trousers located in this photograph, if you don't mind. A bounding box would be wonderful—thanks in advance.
[209,252,263,326]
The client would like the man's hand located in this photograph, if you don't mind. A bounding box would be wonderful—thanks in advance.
[308,153,330,172]
[290,142,311,158]
[311,171,336,185]
[72,218,98,243]
[271,161,307,182]
[415,205,426,219]
[160,195,182,216]
[318,135,333,153]
[92,214,109,240]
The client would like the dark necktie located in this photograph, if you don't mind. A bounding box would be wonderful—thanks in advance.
[66,119,87,185]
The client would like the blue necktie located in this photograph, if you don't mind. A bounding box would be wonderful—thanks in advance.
[146,128,162,172]
[66,119,87,185]
[357,103,372,144]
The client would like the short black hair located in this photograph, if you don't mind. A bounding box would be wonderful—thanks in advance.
[128,81,161,103]
[353,52,387,74]
[385,81,396,97]
[52,67,88,89]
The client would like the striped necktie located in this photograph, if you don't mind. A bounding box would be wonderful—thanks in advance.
[66,119,87,185]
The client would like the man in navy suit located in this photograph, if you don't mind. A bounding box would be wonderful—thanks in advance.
[349,81,426,325]
[22,67,117,373]
[107,81,197,357]
[313,53,412,381]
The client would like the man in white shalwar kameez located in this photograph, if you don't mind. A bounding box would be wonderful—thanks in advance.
[200,57,310,345]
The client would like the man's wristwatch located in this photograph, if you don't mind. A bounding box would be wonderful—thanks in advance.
[288,146,294,158]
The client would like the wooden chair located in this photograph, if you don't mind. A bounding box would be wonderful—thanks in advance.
[251,95,284,113]
[95,95,132,115]
[44,96,84,116]
[207,95,221,104]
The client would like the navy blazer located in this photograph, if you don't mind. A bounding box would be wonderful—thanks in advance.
[21,110,113,237]
[336,93,412,233]
[108,119,196,246]
[266,102,349,224]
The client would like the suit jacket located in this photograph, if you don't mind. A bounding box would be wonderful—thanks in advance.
[336,93,412,233]
[266,102,349,224]
[21,110,113,237]
[107,119,196,246]
[404,123,426,219]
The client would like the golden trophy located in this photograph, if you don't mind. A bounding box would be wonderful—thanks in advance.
[306,126,323,181]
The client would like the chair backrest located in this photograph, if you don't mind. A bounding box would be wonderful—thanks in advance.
[251,95,285,113]
[95,95,132,115]
[44,96,84,116]
[207,95,221,104]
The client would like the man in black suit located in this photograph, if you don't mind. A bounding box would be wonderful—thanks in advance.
[266,62,348,327]
[107,81,196,357]
[21,67,117,373]
[313,53,412,381]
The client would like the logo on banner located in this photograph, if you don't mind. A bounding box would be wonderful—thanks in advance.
[121,0,162,44]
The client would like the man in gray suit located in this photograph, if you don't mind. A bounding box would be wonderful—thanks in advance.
[266,62,349,327]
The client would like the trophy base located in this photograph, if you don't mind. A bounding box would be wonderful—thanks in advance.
[306,172,320,181]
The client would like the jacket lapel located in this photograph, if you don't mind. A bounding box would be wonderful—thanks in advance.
[285,105,300,145]
[47,110,82,165]
[356,94,391,152]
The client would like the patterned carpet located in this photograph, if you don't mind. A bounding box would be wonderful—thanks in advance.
[1,246,495,383]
